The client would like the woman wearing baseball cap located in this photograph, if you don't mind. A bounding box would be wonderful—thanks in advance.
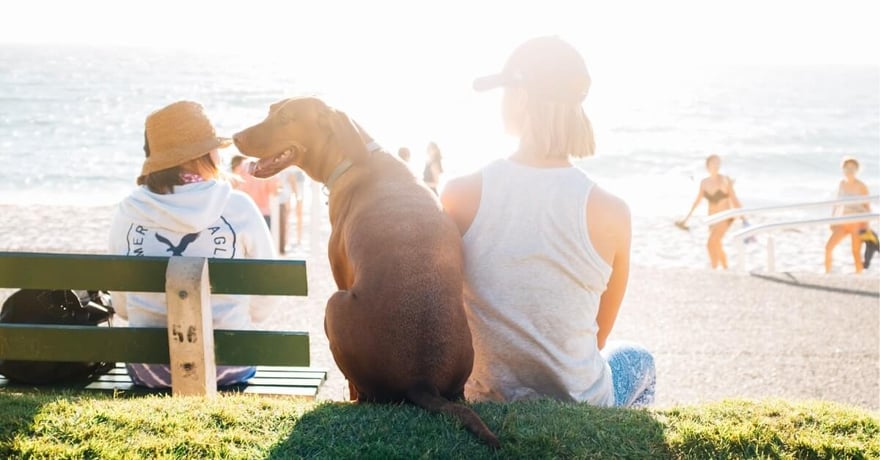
[108,101,276,388]
[442,36,654,407]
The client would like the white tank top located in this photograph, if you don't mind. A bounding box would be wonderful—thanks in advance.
[462,159,614,405]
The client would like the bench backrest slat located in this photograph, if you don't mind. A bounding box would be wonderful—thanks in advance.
[0,325,310,366]
[0,252,307,295]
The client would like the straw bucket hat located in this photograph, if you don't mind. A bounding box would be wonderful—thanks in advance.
[140,101,232,177]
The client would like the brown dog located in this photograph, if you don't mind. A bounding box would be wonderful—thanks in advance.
[233,97,499,448]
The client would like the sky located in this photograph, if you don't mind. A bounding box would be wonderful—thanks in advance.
[2,0,878,67]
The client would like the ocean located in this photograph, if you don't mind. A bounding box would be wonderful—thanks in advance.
[1,44,878,273]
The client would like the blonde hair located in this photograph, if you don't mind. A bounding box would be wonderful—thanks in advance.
[516,97,595,159]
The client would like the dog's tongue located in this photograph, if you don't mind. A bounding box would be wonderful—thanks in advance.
[250,149,294,179]
[250,154,290,179]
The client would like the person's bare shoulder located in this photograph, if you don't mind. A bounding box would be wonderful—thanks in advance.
[587,185,631,264]
[589,185,631,232]
[440,172,482,235]
[724,175,736,187]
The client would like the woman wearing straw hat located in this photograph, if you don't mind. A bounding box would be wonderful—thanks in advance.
[441,36,654,407]
[108,100,276,388]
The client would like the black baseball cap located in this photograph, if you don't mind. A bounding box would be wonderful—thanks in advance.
[473,36,591,102]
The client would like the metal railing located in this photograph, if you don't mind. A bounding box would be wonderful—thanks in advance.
[730,212,879,272]
[704,195,879,226]
[714,194,879,272]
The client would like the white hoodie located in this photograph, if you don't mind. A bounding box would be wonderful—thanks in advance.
[108,180,276,329]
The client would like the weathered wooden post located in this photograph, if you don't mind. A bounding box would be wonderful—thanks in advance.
[165,256,216,397]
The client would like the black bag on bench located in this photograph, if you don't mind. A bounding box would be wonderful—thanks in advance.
[0,289,116,384]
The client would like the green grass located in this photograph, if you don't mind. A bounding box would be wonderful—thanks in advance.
[0,391,876,459]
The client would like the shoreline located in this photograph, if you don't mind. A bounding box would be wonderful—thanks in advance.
[1,202,877,409]
[2,201,875,275]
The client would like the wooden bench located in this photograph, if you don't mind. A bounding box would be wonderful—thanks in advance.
[0,252,326,398]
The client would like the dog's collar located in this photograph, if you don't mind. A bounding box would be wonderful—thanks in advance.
[364,140,381,153]
[324,160,354,191]
[323,141,383,193]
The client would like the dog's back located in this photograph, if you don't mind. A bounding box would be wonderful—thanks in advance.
[232,97,498,448]
[323,151,499,447]
[327,151,471,393]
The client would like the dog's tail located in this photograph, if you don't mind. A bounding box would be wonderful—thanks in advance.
[405,382,500,449]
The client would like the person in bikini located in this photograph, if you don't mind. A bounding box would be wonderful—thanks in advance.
[825,156,871,274]
[676,154,743,269]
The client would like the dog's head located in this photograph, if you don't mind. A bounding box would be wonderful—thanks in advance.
[233,97,370,181]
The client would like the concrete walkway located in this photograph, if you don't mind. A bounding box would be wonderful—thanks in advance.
[286,247,879,410]
[615,266,879,410]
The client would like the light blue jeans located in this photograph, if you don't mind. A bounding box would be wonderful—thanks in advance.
[601,340,656,407]
[127,363,256,389]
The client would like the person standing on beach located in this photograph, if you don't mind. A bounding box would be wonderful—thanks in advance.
[423,141,444,194]
[108,100,276,388]
[397,146,412,163]
[825,156,871,274]
[277,166,305,253]
[676,154,743,270]
[230,155,280,229]
[441,36,654,407]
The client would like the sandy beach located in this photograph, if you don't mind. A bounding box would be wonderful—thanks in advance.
[1,203,877,410]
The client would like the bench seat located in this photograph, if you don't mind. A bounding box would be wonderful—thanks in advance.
[0,252,323,397]
[1,363,328,397]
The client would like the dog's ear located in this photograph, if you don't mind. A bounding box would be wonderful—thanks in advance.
[329,109,370,163]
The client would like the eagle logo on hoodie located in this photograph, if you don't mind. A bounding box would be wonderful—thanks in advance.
[125,217,237,259]
[155,232,200,256]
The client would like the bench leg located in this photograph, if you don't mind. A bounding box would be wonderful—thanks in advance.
[166,257,217,397]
